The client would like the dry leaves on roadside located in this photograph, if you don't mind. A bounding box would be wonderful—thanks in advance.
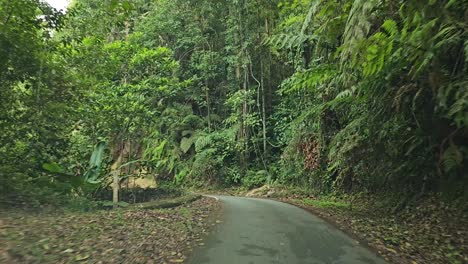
[0,197,221,264]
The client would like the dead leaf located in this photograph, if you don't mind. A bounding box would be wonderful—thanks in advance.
[75,254,90,261]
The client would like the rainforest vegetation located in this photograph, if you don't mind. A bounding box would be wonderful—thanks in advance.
[1,0,467,207]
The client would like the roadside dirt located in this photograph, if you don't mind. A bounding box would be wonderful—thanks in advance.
[0,197,222,264]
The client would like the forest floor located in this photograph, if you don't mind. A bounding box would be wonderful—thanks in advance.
[0,196,222,264]
[242,185,468,264]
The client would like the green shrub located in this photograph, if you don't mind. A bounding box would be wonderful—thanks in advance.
[242,170,268,189]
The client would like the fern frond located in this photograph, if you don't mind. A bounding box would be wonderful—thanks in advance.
[335,86,357,100]
[442,143,463,173]
[465,40,468,63]
[279,64,336,94]
[195,134,212,152]
[328,116,367,160]
[180,133,198,154]
[264,33,316,51]
[446,83,468,128]
[382,19,399,37]
[341,0,381,62]
[301,0,324,34]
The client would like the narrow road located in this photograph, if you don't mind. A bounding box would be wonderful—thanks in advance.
[188,196,386,264]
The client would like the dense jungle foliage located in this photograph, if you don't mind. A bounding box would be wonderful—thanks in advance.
[1,0,467,207]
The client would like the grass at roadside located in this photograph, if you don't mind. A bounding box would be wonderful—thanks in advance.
[298,198,351,210]
[0,196,221,264]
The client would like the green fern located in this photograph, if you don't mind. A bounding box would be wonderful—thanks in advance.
[382,19,398,37]
[279,65,336,94]
[264,33,315,51]
[447,87,468,128]
[341,0,381,62]
[442,143,463,173]
[180,132,199,154]
[195,134,213,152]
[361,20,399,77]
[334,86,356,100]
[300,0,324,34]
[180,137,194,154]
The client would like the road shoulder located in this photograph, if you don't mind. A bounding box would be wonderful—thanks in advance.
[0,196,222,263]
[242,186,467,264]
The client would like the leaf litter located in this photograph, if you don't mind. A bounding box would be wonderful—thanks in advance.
[0,197,221,264]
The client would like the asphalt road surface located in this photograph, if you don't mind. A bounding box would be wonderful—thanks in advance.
[188,195,386,264]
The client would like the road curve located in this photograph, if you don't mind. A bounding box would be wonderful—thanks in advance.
[187,195,386,264]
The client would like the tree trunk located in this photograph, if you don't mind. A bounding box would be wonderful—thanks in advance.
[111,145,124,209]
[260,57,267,156]
[205,83,211,132]
[242,66,249,172]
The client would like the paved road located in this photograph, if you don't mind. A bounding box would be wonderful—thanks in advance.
[188,196,386,264]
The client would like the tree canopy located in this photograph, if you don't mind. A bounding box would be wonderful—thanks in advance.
[1,0,467,206]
